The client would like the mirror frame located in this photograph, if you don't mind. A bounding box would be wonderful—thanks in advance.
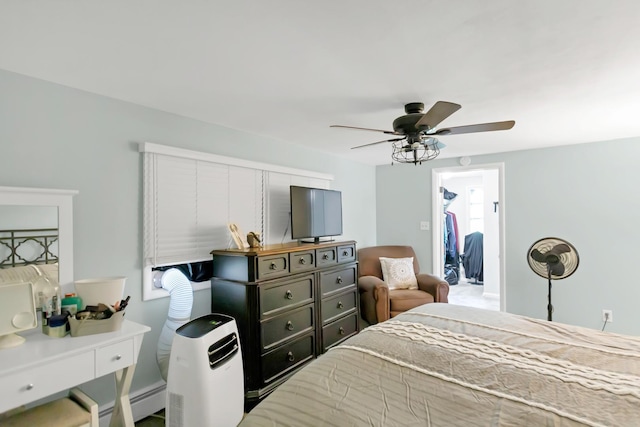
[0,186,78,291]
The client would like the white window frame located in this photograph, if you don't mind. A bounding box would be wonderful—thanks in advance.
[467,185,484,234]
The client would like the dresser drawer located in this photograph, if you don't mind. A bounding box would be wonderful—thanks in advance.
[322,313,358,351]
[322,290,357,324]
[2,352,94,411]
[319,265,356,297]
[260,275,314,318]
[257,254,289,280]
[337,244,356,263]
[289,250,315,274]
[316,247,337,267]
[261,305,314,350]
[262,333,315,384]
[96,339,135,377]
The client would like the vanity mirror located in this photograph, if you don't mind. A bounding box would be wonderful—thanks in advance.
[0,186,78,291]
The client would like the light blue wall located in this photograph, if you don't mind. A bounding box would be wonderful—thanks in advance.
[0,69,376,407]
[376,138,640,335]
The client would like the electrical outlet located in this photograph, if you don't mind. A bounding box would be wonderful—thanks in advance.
[602,309,613,323]
[420,221,430,231]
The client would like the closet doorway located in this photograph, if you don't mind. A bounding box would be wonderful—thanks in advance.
[431,163,505,311]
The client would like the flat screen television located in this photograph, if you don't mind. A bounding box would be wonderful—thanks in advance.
[290,185,343,243]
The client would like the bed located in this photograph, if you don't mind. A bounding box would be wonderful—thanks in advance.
[240,303,640,426]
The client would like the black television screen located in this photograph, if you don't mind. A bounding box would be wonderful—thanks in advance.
[290,185,343,243]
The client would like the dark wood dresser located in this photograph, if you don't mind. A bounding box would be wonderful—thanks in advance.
[210,240,359,410]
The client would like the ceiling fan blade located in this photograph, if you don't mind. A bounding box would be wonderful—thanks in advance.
[351,137,405,150]
[432,120,515,136]
[549,262,565,277]
[330,125,400,135]
[415,101,461,129]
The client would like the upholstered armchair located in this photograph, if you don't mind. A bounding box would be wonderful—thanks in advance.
[358,245,449,325]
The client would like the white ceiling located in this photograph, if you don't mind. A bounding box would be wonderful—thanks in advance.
[2,1,640,165]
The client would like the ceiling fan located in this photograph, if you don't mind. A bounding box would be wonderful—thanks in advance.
[330,101,515,165]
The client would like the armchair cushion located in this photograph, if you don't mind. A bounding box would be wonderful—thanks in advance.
[389,289,434,317]
[379,257,418,290]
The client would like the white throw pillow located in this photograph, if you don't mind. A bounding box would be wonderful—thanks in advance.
[379,257,418,290]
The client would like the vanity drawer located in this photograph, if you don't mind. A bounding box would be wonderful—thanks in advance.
[337,244,356,263]
[256,254,289,280]
[319,265,356,297]
[261,305,314,350]
[261,333,315,384]
[289,250,315,274]
[260,275,314,318]
[316,247,338,267]
[322,313,358,351]
[3,352,94,411]
[96,339,134,377]
[322,289,357,324]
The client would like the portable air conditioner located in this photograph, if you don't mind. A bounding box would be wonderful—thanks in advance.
[166,313,244,427]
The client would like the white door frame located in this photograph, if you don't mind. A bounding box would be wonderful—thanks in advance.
[431,162,506,311]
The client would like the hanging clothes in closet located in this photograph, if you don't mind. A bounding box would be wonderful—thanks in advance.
[462,231,483,283]
[443,188,460,286]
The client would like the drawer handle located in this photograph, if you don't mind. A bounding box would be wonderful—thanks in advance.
[286,321,294,331]
[322,253,329,260]
[337,276,343,284]
[115,354,122,361]
[287,351,295,362]
[285,290,293,300]
[339,327,345,335]
[342,250,349,256]
[337,301,344,309]
[26,383,34,390]
[299,258,306,265]
[270,262,277,270]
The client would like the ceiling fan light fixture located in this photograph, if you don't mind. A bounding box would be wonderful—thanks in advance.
[391,137,440,165]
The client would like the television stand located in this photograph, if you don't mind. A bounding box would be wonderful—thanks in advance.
[210,240,358,410]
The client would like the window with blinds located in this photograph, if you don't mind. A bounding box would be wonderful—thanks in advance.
[140,142,332,300]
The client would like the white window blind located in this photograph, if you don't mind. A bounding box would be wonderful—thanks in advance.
[143,154,265,267]
[140,142,333,296]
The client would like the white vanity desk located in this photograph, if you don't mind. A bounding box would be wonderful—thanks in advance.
[0,319,150,427]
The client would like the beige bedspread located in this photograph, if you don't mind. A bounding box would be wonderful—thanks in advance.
[240,303,640,427]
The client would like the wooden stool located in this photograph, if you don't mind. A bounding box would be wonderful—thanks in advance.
[0,388,98,427]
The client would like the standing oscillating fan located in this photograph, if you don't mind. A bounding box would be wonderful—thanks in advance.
[527,237,579,321]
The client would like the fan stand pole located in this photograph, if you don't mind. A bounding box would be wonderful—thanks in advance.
[547,270,553,322]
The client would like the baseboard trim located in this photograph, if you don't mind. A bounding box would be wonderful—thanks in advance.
[98,381,166,426]
[482,291,499,299]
